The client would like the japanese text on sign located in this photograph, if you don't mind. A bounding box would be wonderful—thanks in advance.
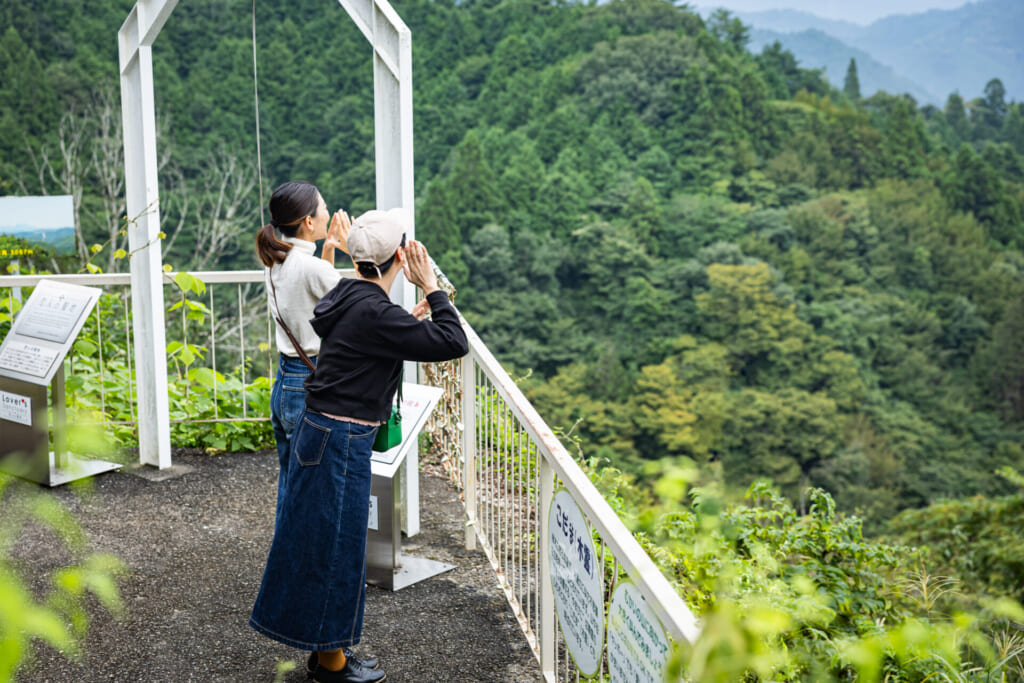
[548,489,604,676]
[14,289,92,344]
[0,341,59,378]
[607,582,672,683]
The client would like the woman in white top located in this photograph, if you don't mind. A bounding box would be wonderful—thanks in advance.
[255,181,349,521]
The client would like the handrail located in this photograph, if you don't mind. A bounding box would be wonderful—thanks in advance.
[0,268,356,288]
[462,323,701,646]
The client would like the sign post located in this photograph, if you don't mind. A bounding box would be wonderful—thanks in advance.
[366,382,452,590]
[0,279,121,485]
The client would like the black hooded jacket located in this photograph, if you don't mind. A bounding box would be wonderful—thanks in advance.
[304,278,468,422]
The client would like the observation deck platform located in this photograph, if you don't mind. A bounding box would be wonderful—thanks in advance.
[10,449,541,682]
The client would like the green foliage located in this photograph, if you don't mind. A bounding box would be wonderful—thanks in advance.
[590,462,1024,682]
[889,467,1024,603]
[0,474,124,679]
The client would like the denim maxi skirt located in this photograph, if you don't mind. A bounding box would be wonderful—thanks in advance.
[270,355,316,521]
[250,409,377,650]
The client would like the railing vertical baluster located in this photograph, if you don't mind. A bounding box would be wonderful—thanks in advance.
[514,418,521,609]
[498,398,505,586]
[539,455,555,680]
[529,425,536,644]
[515,411,522,604]
[238,283,247,418]
[506,402,513,594]
[181,284,188,405]
[95,302,107,417]
[210,283,218,419]
[477,367,484,547]
[490,382,496,554]
[462,354,477,551]
[502,394,509,582]
[487,381,494,559]
[124,289,136,426]
[600,541,609,679]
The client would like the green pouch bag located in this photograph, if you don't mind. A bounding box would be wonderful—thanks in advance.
[373,379,402,452]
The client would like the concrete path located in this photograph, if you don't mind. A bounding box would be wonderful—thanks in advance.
[10,449,540,682]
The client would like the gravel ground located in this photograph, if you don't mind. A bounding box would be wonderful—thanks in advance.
[9,449,540,682]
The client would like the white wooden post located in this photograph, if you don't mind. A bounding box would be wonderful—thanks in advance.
[119,0,177,469]
[337,0,419,536]
[117,0,416,484]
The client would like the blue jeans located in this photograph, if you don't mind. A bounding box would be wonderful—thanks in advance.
[270,355,315,521]
[250,410,377,649]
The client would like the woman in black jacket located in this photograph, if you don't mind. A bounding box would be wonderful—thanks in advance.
[250,209,468,683]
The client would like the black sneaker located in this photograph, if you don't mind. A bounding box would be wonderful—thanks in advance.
[312,660,386,683]
[306,651,380,674]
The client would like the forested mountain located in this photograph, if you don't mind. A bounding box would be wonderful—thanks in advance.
[732,0,1024,103]
[1,0,1023,536]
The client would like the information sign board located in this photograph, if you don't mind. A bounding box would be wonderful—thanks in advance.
[0,279,116,486]
[548,488,604,676]
[0,279,101,386]
[607,582,673,683]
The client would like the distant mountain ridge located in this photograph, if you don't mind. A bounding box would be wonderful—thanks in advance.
[747,28,934,103]
[729,0,1023,104]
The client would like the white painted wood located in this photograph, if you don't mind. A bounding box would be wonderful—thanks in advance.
[120,1,177,469]
[116,0,416,483]
[338,0,419,535]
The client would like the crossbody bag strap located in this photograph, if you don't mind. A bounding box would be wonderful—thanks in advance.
[396,367,403,421]
[268,269,316,372]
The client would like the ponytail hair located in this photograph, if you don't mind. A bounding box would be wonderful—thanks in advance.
[254,180,321,267]
[256,223,292,267]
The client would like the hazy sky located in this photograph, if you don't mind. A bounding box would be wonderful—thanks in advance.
[692,0,974,25]
[0,196,74,230]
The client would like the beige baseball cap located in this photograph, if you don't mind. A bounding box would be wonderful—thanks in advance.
[347,208,411,266]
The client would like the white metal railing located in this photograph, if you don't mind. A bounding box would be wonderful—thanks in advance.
[0,270,349,434]
[422,324,700,681]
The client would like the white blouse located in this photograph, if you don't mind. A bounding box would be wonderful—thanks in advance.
[265,236,342,357]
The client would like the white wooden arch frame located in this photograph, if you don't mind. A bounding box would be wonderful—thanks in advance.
[118,0,415,472]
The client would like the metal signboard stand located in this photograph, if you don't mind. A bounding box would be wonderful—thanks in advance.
[366,382,452,590]
[0,279,120,486]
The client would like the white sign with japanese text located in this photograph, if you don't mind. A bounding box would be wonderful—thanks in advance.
[548,488,604,676]
[0,340,60,379]
[12,286,92,344]
[607,582,672,683]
